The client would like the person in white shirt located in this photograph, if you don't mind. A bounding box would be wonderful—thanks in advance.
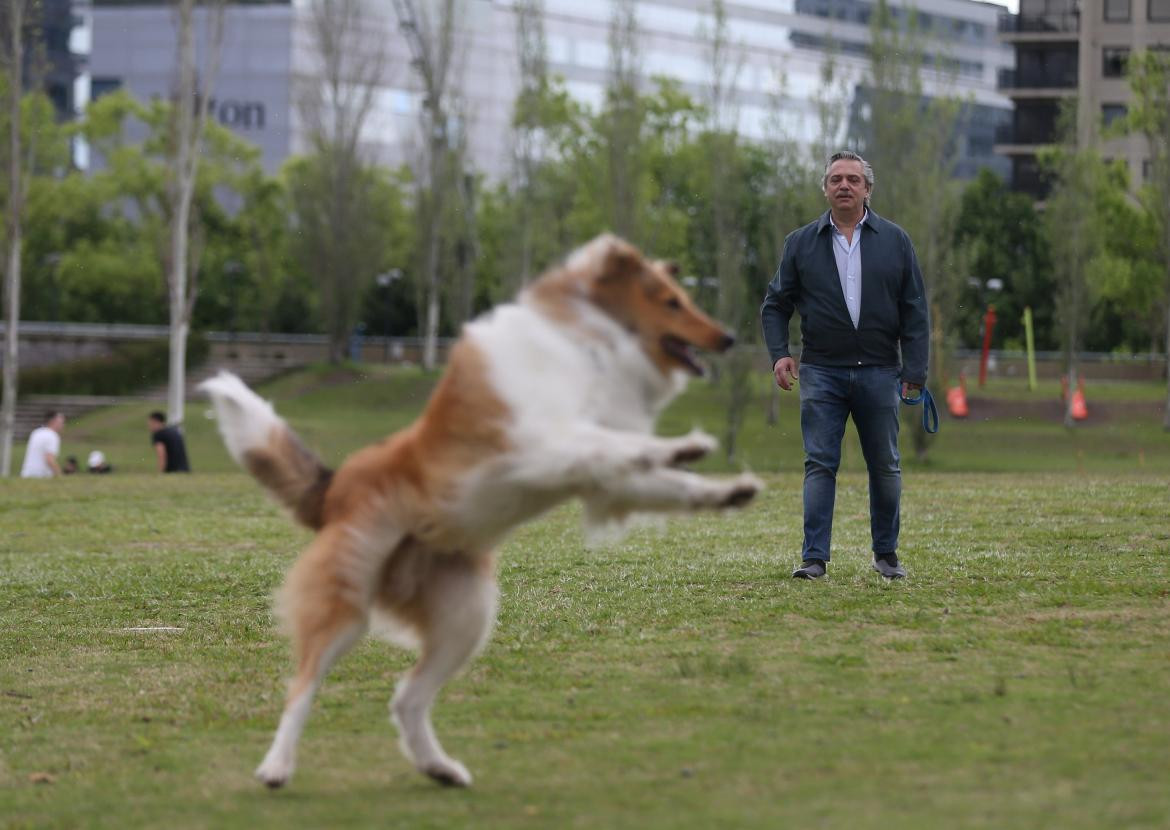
[20,411,66,478]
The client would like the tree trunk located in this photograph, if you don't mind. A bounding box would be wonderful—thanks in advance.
[1,0,25,477]
[421,142,445,370]
[1163,297,1170,431]
[1,228,20,478]
[1065,323,1079,429]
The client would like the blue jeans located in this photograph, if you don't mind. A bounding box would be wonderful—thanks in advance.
[799,364,902,562]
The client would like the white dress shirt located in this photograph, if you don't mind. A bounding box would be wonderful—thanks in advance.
[829,209,867,329]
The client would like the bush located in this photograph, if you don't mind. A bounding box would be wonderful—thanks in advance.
[3,333,209,399]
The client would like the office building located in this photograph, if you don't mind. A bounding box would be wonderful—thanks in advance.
[87,0,1013,179]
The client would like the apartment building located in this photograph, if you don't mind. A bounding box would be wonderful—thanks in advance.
[996,0,1170,197]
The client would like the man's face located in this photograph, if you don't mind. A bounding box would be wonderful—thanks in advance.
[149,418,163,433]
[824,159,870,214]
[49,414,65,434]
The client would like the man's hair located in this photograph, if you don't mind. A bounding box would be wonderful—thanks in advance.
[44,410,63,424]
[149,411,167,424]
[822,150,875,205]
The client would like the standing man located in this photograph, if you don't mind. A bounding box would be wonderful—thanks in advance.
[761,150,929,580]
[20,411,66,478]
[148,411,191,473]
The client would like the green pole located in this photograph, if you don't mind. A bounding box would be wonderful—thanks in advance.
[1023,306,1037,391]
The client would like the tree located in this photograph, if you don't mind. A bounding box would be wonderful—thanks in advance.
[162,0,227,425]
[77,90,261,327]
[510,0,548,294]
[1039,108,1109,428]
[0,0,32,476]
[393,0,464,369]
[953,169,1053,349]
[293,0,391,362]
[699,0,752,461]
[1124,49,1170,429]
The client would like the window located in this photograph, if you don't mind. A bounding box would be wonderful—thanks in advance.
[90,77,122,100]
[1103,46,1130,77]
[1152,0,1170,20]
[1105,0,1131,21]
[1143,159,1152,181]
[1102,103,1128,126]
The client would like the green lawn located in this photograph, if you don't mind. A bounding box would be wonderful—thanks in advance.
[2,368,1168,829]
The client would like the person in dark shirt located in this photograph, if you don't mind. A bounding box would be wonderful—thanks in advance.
[148,411,191,473]
[760,150,930,581]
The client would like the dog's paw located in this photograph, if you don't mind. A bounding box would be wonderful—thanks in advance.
[717,474,763,509]
[667,430,718,466]
[255,756,293,790]
[422,757,473,788]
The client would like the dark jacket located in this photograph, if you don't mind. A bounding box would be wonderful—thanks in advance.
[760,208,930,386]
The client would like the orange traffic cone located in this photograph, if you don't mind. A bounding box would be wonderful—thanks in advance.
[946,373,969,418]
[1070,378,1088,420]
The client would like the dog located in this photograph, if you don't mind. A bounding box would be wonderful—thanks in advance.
[200,233,762,790]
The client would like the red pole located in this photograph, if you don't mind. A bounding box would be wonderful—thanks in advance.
[979,304,997,388]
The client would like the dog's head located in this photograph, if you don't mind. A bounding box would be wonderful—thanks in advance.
[559,234,735,377]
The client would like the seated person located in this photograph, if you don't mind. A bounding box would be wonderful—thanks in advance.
[148,412,190,473]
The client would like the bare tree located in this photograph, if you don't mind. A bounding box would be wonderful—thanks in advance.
[164,0,225,425]
[510,0,547,294]
[603,0,643,242]
[0,0,31,477]
[293,0,388,363]
[699,0,752,461]
[393,0,461,370]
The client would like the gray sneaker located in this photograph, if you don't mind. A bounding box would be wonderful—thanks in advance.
[872,554,907,579]
[792,560,827,579]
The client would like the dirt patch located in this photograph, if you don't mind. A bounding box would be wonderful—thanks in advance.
[946,396,1163,426]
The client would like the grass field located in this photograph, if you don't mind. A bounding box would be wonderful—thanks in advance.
[2,367,1169,829]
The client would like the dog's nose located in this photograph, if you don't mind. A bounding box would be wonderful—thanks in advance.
[719,332,736,351]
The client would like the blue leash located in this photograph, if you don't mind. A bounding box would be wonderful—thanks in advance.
[900,386,939,434]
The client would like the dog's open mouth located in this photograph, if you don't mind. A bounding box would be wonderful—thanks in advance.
[662,335,705,376]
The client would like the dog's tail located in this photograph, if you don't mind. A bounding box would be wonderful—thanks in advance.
[199,371,334,530]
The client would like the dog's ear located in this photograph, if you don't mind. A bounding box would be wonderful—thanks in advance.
[595,235,646,284]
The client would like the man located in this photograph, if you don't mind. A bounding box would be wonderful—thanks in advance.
[20,411,66,478]
[148,411,191,473]
[760,150,929,580]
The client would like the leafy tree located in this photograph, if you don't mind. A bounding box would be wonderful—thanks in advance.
[953,168,1053,350]
[76,90,262,330]
[1039,111,1113,427]
[297,0,393,362]
[1123,49,1170,428]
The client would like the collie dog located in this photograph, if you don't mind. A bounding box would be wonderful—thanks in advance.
[200,234,762,790]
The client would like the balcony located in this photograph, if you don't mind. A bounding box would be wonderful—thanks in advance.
[995,123,1057,146]
[998,12,1079,35]
[996,67,1077,91]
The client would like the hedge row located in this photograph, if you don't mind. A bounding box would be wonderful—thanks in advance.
[2,334,209,399]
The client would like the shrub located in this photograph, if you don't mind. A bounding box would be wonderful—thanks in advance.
[3,333,209,399]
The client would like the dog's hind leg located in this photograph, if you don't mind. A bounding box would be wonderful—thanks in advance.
[255,524,394,789]
[390,553,498,787]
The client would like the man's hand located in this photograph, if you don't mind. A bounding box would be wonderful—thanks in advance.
[773,357,799,391]
[901,381,922,399]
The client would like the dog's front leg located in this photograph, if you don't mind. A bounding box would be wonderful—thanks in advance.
[588,466,762,514]
[556,425,719,475]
